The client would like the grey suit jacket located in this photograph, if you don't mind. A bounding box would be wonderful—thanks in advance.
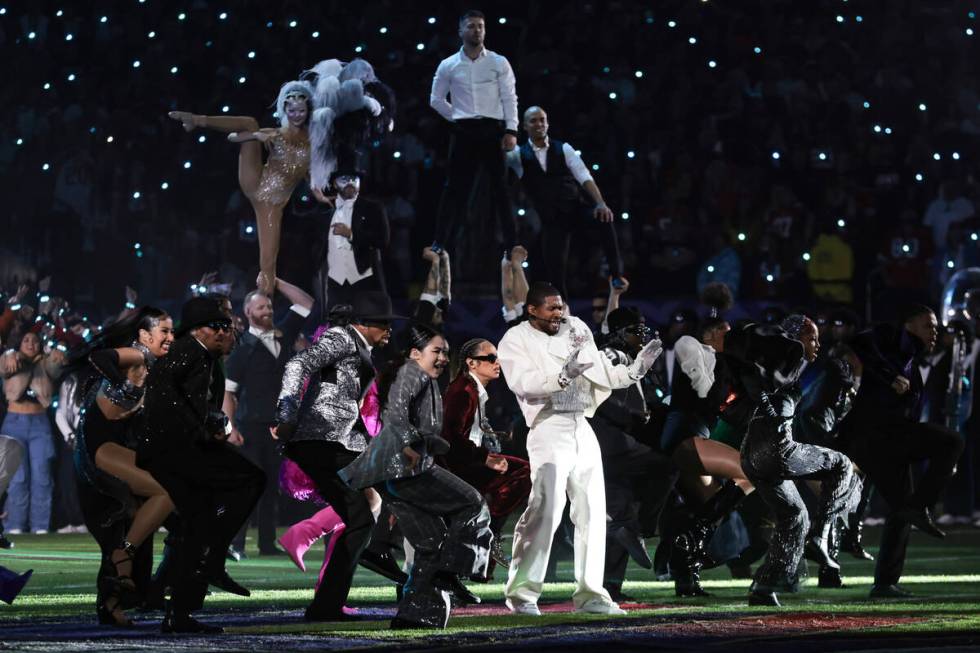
[276,325,375,452]
[340,359,443,489]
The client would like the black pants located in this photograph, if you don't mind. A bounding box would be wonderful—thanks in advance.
[145,444,265,613]
[539,205,622,299]
[434,118,516,249]
[232,421,282,553]
[842,412,964,586]
[286,440,374,618]
[380,465,491,627]
[594,427,677,592]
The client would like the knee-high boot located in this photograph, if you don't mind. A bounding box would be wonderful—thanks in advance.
[279,507,345,573]
[673,482,746,597]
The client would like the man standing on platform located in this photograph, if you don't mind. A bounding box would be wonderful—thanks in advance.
[312,169,390,317]
[224,277,313,559]
[430,9,521,252]
[508,106,623,299]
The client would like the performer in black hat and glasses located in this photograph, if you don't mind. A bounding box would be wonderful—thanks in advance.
[274,291,402,621]
[137,297,265,633]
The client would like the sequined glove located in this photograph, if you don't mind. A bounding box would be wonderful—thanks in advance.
[559,345,593,388]
[274,396,300,441]
[628,338,663,380]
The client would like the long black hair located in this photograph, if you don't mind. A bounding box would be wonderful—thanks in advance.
[66,306,169,405]
[376,322,442,409]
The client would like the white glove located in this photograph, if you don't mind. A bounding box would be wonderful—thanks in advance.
[629,338,663,380]
[561,345,593,383]
[364,95,382,116]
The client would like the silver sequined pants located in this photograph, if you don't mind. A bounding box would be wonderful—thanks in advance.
[741,396,859,593]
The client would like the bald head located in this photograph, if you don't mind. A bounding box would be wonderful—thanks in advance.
[523,105,549,143]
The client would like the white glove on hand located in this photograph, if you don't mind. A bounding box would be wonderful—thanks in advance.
[561,345,593,382]
[629,338,663,380]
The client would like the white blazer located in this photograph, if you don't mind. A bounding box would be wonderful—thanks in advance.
[498,316,635,427]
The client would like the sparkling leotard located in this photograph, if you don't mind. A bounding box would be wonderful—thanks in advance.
[254,130,310,205]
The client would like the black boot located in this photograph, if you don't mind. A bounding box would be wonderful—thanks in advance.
[161,602,223,634]
[817,519,844,588]
[805,521,840,570]
[670,546,709,597]
[673,482,747,570]
[841,481,875,561]
[360,549,409,585]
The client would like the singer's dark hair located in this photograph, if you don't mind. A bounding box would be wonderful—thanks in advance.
[526,282,562,307]
[453,337,490,380]
[377,322,445,409]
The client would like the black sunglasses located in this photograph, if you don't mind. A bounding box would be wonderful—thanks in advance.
[470,354,498,363]
[206,321,234,333]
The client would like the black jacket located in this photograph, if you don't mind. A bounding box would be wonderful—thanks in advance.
[848,323,925,419]
[314,196,390,280]
[224,309,306,424]
[137,335,224,466]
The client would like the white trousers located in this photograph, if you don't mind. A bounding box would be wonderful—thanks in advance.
[505,412,612,608]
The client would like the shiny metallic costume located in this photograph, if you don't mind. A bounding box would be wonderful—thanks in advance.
[741,391,861,594]
[341,360,491,628]
[254,130,310,206]
[277,326,372,452]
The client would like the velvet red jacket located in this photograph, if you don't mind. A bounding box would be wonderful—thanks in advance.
[440,373,495,486]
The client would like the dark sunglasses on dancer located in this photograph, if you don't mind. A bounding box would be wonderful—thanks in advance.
[469,354,498,364]
[206,321,234,333]
[621,324,653,341]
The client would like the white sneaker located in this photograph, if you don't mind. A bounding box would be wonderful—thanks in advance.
[6,529,23,535]
[575,598,627,615]
[73,525,89,534]
[56,526,75,534]
[32,529,48,535]
[509,602,541,616]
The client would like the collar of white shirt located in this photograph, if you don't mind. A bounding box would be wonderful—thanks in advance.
[459,46,488,61]
[335,194,358,211]
[351,326,373,352]
[531,137,550,152]
[468,371,489,402]
[249,326,274,339]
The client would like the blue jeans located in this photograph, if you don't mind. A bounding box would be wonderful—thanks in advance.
[2,412,55,532]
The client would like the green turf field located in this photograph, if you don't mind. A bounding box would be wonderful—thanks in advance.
[2,527,980,650]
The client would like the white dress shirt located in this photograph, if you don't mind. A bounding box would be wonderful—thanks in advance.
[224,304,312,393]
[430,47,519,131]
[507,138,593,186]
[467,372,490,446]
[328,195,373,285]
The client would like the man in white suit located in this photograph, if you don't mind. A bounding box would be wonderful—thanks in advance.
[497,282,662,615]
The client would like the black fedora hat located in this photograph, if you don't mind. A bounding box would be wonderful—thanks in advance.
[177,296,232,336]
[350,291,405,323]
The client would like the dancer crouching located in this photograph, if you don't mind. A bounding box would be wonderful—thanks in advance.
[734,316,860,606]
[137,298,265,633]
[69,307,174,626]
[340,323,492,629]
[274,292,399,621]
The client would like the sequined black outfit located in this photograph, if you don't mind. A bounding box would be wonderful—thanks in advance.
[276,324,377,621]
[341,360,491,629]
[728,325,860,596]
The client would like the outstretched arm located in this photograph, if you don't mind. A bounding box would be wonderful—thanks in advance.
[511,246,529,306]
[275,276,314,312]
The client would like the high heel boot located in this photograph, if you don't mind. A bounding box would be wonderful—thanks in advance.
[279,506,345,573]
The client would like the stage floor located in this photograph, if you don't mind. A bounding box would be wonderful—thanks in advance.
[2,528,979,652]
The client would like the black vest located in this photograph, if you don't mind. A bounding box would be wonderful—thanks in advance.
[519,139,589,218]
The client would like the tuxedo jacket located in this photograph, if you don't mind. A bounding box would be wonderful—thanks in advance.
[225,309,306,424]
[137,335,223,466]
[277,325,375,452]
[314,196,390,280]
